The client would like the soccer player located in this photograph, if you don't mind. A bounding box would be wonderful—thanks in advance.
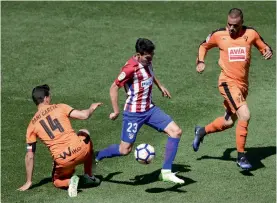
[18,84,102,197]
[96,38,184,184]
[192,8,273,170]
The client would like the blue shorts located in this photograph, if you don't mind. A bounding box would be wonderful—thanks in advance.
[121,106,173,143]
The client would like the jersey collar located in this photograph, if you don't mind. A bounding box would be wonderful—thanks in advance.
[132,56,144,69]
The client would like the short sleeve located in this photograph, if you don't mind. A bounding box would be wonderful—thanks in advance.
[58,104,74,117]
[253,30,269,54]
[198,31,219,62]
[114,64,135,87]
[26,123,37,144]
[200,32,218,49]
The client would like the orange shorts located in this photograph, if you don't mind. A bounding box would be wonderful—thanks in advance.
[218,82,248,114]
[52,132,92,183]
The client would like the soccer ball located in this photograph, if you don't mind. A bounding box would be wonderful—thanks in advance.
[134,143,155,164]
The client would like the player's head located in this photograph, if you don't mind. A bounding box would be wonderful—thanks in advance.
[227,8,244,38]
[32,84,51,106]
[135,38,155,66]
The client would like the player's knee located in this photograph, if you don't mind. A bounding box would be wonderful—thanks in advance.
[168,127,182,138]
[236,105,251,122]
[175,127,182,137]
[120,148,131,155]
[238,111,251,122]
[53,181,58,188]
[224,119,234,128]
[119,146,132,155]
[53,180,63,189]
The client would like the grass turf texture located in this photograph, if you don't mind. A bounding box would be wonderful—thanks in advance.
[1,2,276,203]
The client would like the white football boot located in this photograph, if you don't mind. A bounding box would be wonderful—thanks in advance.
[68,175,79,197]
[159,169,185,184]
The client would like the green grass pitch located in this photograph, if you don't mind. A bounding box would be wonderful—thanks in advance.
[1,2,276,203]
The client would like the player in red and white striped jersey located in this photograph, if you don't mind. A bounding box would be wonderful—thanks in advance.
[96,38,185,184]
[115,56,154,113]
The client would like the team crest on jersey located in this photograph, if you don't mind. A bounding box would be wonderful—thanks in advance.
[228,47,246,62]
[206,34,211,42]
[118,72,126,81]
[243,36,248,41]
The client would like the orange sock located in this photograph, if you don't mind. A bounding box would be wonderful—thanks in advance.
[53,179,70,188]
[205,117,229,134]
[236,120,248,152]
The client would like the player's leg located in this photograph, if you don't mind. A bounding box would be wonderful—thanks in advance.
[52,162,74,188]
[52,162,79,197]
[77,129,100,186]
[192,110,237,151]
[77,129,93,176]
[219,83,252,169]
[235,104,252,169]
[160,121,184,184]
[193,82,239,152]
[96,112,144,161]
[145,106,184,184]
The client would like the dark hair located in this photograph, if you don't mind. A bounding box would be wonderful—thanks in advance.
[32,84,50,105]
[135,38,155,55]
[228,8,243,19]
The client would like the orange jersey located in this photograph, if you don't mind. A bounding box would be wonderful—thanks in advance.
[26,104,80,160]
[198,26,269,88]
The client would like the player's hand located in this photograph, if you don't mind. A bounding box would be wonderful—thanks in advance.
[263,46,273,60]
[17,181,32,191]
[91,102,103,110]
[196,62,206,73]
[109,112,119,120]
[160,86,171,98]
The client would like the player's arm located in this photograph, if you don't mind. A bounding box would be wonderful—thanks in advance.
[153,76,171,98]
[253,30,273,60]
[110,65,134,120]
[109,82,120,120]
[69,103,103,120]
[196,32,218,73]
[18,142,36,191]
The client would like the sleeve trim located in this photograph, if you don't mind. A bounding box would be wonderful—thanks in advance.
[68,109,75,117]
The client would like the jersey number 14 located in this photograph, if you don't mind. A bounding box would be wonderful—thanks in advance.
[39,115,64,139]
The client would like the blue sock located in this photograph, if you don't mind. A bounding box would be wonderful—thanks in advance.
[162,137,180,170]
[96,144,121,161]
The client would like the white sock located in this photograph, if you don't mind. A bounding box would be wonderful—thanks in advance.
[161,169,171,173]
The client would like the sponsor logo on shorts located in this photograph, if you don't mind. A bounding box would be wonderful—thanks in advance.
[228,47,246,62]
[72,147,81,154]
[59,146,82,159]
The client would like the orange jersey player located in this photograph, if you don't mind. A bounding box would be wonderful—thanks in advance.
[18,84,103,197]
[192,8,273,170]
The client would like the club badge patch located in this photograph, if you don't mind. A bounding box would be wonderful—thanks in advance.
[118,72,126,81]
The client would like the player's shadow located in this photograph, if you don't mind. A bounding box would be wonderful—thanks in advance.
[102,164,196,193]
[196,146,276,175]
[30,177,52,189]
[30,175,102,190]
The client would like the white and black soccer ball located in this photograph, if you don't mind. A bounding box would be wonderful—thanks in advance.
[134,143,155,164]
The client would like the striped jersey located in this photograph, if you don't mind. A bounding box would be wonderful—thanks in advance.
[115,56,154,113]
